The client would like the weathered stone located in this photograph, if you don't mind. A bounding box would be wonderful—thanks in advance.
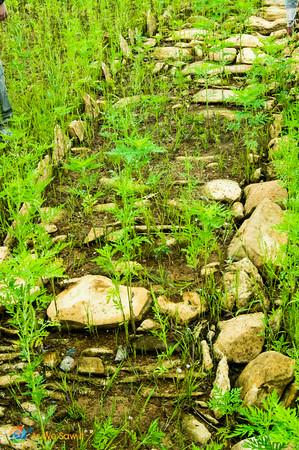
[231,202,244,220]
[228,199,287,267]
[152,46,192,60]
[201,340,213,371]
[236,48,265,64]
[262,6,285,21]
[202,179,241,203]
[153,62,164,74]
[171,28,208,41]
[270,28,288,38]
[0,406,5,417]
[195,108,237,121]
[212,356,230,418]
[47,275,151,327]
[244,180,288,216]
[0,374,20,387]
[182,61,219,76]
[77,357,105,375]
[157,293,206,324]
[200,262,220,277]
[248,16,286,34]
[81,347,114,356]
[68,120,86,142]
[223,258,264,310]
[214,313,265,363]
[236,351,295,406]
[193,89,236,103]
[206,48,237,63]
[93,202,116,213]
[43,351,60,369]
[182,414,211,445]
[225,34,263,48]
[60,356,75,372]
[84,227,107,244]
[282,382,299,408]
[146,10,157,37]
[137,319,162,332]
[251,168,262,183]
[133,335,167,353]
[0,246,9,263]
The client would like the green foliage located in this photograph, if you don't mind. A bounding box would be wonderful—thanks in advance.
[108,135,165,167]
[93,418,121,450]
[231,391,299,448]
[208,386,243,417]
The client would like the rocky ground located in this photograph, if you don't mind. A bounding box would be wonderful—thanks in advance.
[0,0,298,448]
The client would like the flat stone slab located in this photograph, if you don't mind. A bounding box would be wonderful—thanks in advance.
[47,275,151,327]
[192,89,236,103]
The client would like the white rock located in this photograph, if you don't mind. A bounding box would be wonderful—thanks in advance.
[137,319,162,332]
[157,293,206,324]
[47,275,151,327]
[182,414,211,444]
[214,313,265,363]
[202,179,241,202]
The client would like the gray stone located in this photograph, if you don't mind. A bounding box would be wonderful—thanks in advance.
[60,356,75,372]
[47,275,151,328]
[214,313,265,363]
[236,351,295,406]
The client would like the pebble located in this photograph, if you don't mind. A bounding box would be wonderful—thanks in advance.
[60,356,76,372]
[115,345,128,362]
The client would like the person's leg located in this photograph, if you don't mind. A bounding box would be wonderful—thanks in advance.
[0,61,12,125]
[285,0,298,34]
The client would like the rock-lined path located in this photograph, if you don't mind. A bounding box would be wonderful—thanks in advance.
[0,0,298,448]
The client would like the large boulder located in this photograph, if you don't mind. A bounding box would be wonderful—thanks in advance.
[236,351,295,406]
[223,258,264,310]
[214,313,265,363]
[244,180,288,216]
[202,179,241,202]
[47,275,151,327]
[227,198,288,267]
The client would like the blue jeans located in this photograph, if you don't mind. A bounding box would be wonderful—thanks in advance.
[0,61,12,124]
[285,0,298,27]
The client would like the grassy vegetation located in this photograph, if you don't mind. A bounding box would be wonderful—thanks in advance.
[0,0,298,448]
